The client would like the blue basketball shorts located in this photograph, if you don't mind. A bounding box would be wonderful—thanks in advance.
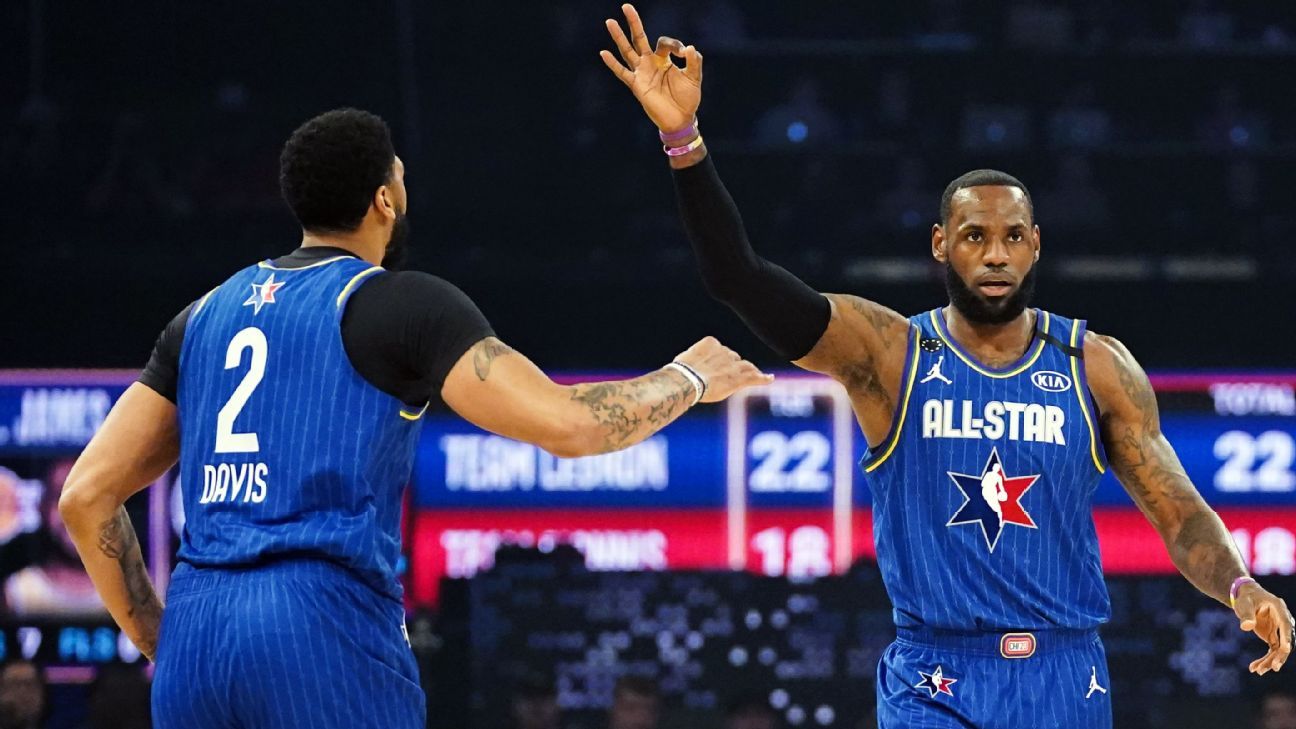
[876,627,1112,729]
[152,558,425,729]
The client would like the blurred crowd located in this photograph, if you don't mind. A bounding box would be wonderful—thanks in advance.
[3,0,1295,259]
[5,0,1296,370]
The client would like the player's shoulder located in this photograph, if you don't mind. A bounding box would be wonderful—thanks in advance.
[1082,329,1136,370]
[1082,330,1147,410]
[346,270,481,325]
[364,269,467,298]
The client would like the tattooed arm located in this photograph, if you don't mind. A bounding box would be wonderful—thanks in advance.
[442,336,771,457]
[59,383,178,660]
[1087,333,1292,674]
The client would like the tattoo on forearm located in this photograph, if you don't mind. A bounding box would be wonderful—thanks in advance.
[472,338,515,381]
[97,507,162,657]
[1173,508,1245,602]
[1101,338,1244,601]
[571,370,692,453]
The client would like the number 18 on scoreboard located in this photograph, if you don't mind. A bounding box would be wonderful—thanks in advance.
[726,378,857,577]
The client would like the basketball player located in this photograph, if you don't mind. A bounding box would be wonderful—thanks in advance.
[601,5,1293,726]
[56,108,772,728]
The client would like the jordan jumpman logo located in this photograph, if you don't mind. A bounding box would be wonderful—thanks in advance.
[921,355,953,385]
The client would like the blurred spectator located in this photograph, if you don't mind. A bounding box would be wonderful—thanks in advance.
[960,103,1032,152]
[85,112,192,218]
[1047,83,1113,150]
[1179,0,1235,48]
[82,665,151,729]
[1257,688,1296,729]
[188,83,279,214]
[1035,155,1112,232]
[724,693,780,729]
[871,156,932,233]
[754,77,843,149]
[0,660,47,729]
[1196,86,1272,151]
[507,674,563,729]
[607,676,659,729]
[1226,159,1261,215]
[1006,1,1075,48]
[5,459,106,618]
[0,95,64,216]
[1260,22,1294,50]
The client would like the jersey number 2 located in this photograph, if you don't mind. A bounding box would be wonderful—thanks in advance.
[215,327,267,454]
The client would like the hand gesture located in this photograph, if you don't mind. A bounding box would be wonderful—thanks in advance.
[674,336,773,404]
[1234,581,1293,674]
[600,3,702,134]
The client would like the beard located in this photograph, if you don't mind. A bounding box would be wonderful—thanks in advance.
[945,261,1036,325]
[382,211,410,270]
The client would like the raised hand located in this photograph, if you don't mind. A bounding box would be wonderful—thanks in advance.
[674,336,773,404]
[1234,581,1293,674]
[600,3,702,134]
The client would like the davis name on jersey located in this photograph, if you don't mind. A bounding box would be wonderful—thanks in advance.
[198,462,269,504]
[921,399,1066,445]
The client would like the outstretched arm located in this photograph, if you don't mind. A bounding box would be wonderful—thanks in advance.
[600,4,910,442]
[59,383,177,661]
[1087,333,1292,674]
[442,335,771,457]
[600,5,833,362]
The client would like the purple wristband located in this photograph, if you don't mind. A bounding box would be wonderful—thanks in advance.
[664,135,704,157]
[659,118,698,143]
[1229,576,1256,605]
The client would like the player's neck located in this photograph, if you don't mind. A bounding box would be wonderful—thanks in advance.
[941,305,1036,360]
[299,231,385,266]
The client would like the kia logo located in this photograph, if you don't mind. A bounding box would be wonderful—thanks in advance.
[1031,371,1072,393]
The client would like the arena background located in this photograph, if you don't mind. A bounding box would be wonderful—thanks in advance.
[2,1,1295,728]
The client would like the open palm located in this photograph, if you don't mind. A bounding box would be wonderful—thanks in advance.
[600,4,702,134]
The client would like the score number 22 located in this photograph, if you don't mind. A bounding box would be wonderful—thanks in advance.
[1214,430,1295,492]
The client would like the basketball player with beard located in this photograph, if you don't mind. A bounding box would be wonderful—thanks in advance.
[601,5,1292,727]
[56,107,770,728]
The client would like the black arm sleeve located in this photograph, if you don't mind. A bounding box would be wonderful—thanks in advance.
[341,271,494,407]
[138,302,194,403]
[672,155,831,361]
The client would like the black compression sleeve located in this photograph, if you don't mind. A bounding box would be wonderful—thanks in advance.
[341,271,494,407]
[672,155,830,361]
[138,302,194,403]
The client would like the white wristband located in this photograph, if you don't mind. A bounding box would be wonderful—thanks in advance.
[665,362,705,406]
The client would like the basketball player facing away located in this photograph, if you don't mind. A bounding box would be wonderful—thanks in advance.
[56,108,772,728]
[601,5,1292,727]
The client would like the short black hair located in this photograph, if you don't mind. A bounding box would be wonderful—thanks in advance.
[279,108,395,233]
[940,169,1033,225]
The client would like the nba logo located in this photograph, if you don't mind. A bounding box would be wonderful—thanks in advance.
[999,633,1036,659]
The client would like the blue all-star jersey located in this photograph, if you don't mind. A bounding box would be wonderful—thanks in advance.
[861,308,1110,631]
[176,255,426,601]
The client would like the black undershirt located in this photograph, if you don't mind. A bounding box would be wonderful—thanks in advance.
[138,247,494,408]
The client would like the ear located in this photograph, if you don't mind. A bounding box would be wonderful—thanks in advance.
[1032,224,1041,262]
[931,223,947,263]
[374,185,397,223]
